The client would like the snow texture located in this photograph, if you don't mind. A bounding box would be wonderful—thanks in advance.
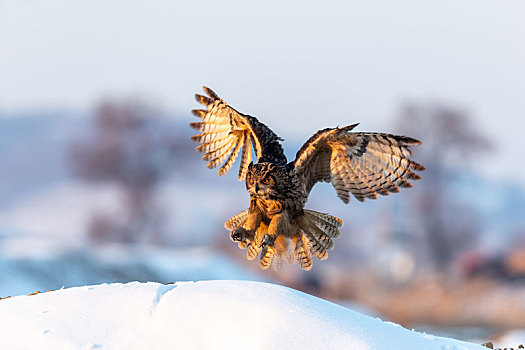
[0,280,484,350]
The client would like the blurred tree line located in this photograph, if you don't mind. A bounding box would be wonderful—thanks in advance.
[68,96,496,275]
[396,103,492,270]
[69,98,193,245]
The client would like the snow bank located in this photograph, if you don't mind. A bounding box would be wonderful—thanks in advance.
[0,280,483,350]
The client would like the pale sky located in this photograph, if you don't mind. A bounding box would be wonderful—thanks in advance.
[1,0,525,183]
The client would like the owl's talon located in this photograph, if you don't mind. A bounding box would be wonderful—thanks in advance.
[230,228,245,242]
[259,234,277,248]
[231,227,255,243]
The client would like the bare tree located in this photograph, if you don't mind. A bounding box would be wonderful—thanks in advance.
[396,103,492,269]
[69,98,183,245]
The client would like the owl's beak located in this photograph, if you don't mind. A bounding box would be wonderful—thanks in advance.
[254,184,260,193]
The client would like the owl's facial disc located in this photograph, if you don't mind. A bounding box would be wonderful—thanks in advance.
[246,163,277,198]
[255,175,275,196]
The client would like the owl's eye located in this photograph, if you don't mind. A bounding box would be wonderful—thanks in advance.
[262,177,273,184]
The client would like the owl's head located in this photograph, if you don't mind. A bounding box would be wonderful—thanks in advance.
[246,162,278,199]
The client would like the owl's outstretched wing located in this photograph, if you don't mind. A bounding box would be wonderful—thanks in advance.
[191,86,287,180]
[293,124,425,203]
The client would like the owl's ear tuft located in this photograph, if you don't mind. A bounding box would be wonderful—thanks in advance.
[248,162,254,171]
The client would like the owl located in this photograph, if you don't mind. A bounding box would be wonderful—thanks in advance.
[191,87,425,270]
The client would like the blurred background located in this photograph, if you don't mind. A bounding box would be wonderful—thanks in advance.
[1,0,525,347]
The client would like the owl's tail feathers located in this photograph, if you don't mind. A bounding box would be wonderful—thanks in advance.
[258,226,292,270]
[246,243,260,260]
[263,235,292,270]
[295,210,344,270]
[224,209,343,271]
[224,210,249,231]
[259,246,274,270]
[303,210,343,237]
[292,234,313,271]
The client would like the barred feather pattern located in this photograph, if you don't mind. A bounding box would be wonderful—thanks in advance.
[294,235,313,271]
[296,224,330,261]
[238,134,253,180]
[305,237,328,261]
[224,209,342,270]
[294,126,425,203]
[224,210,249,231]
[191,86,286,180]
[303,210,343,232]
[259,246,274,270]
[246,243,260,261]
[193,87,424,271]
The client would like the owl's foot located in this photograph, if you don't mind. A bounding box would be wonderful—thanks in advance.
[259,234,277,249]
[230,227,254,243]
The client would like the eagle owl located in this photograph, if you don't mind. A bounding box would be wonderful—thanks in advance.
[191,87,425,270]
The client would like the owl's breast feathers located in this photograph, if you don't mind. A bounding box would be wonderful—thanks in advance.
[253,197,283,219]
[247,162,306,213]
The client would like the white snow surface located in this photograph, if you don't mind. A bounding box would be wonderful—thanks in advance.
[0,280,484,350]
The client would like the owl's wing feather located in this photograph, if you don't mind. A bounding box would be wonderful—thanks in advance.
[293,124,425,203]
[191,87,286,180]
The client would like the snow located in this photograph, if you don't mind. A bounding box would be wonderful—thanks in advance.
[0,280,484,350]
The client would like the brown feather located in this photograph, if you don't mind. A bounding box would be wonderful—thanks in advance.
[246,244,260,261]
[196,135,233,154]
[202,86,220,100]
[238,135,253,181]
[195,94,213,106]
[206,143,235,169]
[219,134,244,176]
[191,109,207,118]
[202,138,236,161]
[260,246,274,270]
[224,210,249,231]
